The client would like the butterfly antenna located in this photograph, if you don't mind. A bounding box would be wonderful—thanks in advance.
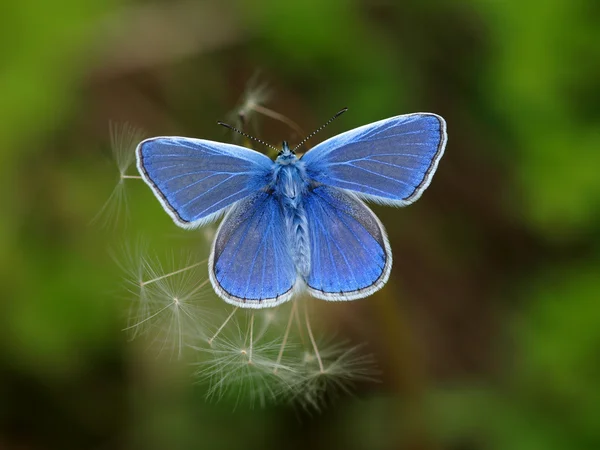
[217,121,279,152]
[292,107,348,152]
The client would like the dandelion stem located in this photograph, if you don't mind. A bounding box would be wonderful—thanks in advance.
[121,175,143,179]
[208,307,238,345]
[274,301,297,373]
[141,259,207,286]
[248,312,255,364]
[122,302,173,331]
[249,104,306,139]
[182,278,210,300]
[304,301,324,373]
[165,298,183,360]
[293,301,307,346]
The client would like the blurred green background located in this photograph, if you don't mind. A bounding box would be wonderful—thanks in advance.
[1,0,600,449]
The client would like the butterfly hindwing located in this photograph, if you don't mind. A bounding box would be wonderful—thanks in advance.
[303,186,391,300]
[301,113,446,206]
[136,137,273,228]
[209,192,297,308]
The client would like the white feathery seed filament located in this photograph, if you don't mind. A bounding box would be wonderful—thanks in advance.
[274,301,297,374]
[141,259,207,287]
[304,301,324,373]
[208,307,238,346]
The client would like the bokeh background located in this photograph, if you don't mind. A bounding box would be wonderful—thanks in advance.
[2,0,600,449]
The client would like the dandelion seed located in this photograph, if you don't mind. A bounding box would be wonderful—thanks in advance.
[92,122,145,228]
[207,307,238,346]
[274,302,298,374]
[110,121,145,177]
[195,317,297,408]
[303,301,325,373]
[228,74,272,133]
[115,242,215,358]
[248,103,305,143]
[115,246,380,409]
[140,259,206,287]
[227,76,306,150]
[290,341,380,412]
[195,298,379,410]
[91,176,129,228]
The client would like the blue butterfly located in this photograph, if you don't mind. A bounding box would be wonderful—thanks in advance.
[136,111,447,308]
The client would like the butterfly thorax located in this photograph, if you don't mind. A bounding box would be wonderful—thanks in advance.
[272,142,311,277]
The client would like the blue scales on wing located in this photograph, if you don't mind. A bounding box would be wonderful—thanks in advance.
[210,192,297,307]
[303,186,392,300]
[136,137,273,228]
[301,113,446,206]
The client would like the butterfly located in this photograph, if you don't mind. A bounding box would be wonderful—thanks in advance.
[136,111,447,308]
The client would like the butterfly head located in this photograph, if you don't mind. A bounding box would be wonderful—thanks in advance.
[276,141,297,165]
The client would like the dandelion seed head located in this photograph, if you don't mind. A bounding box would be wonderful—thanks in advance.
[92,122,146,228]
[221,75,272,149]
[234,78,271,126]
[288,341,380,412]
[114,241,215,359]
[116,241,379,409]
[112,92,381,410]
[195,317,298,408]
[109,121,145,177]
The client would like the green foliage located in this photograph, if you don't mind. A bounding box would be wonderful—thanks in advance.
[479,0,600,237]
[1,0,600,448]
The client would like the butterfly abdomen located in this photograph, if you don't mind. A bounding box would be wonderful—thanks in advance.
[273,161,311,277]
[283,203,310,277]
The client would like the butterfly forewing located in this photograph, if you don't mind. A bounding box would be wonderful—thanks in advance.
[303,186,391,300]
[209,192,297,308]
[301,113,446,206]
[136,137,273,228]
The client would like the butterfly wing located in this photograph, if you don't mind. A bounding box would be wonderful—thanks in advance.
[303,186,391,300]
[209,192,297,308]
[136,137,273,228]
[301,113,446,206]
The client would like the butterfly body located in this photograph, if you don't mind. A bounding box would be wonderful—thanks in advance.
[137,113,447,308]
[272,141,311,277]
